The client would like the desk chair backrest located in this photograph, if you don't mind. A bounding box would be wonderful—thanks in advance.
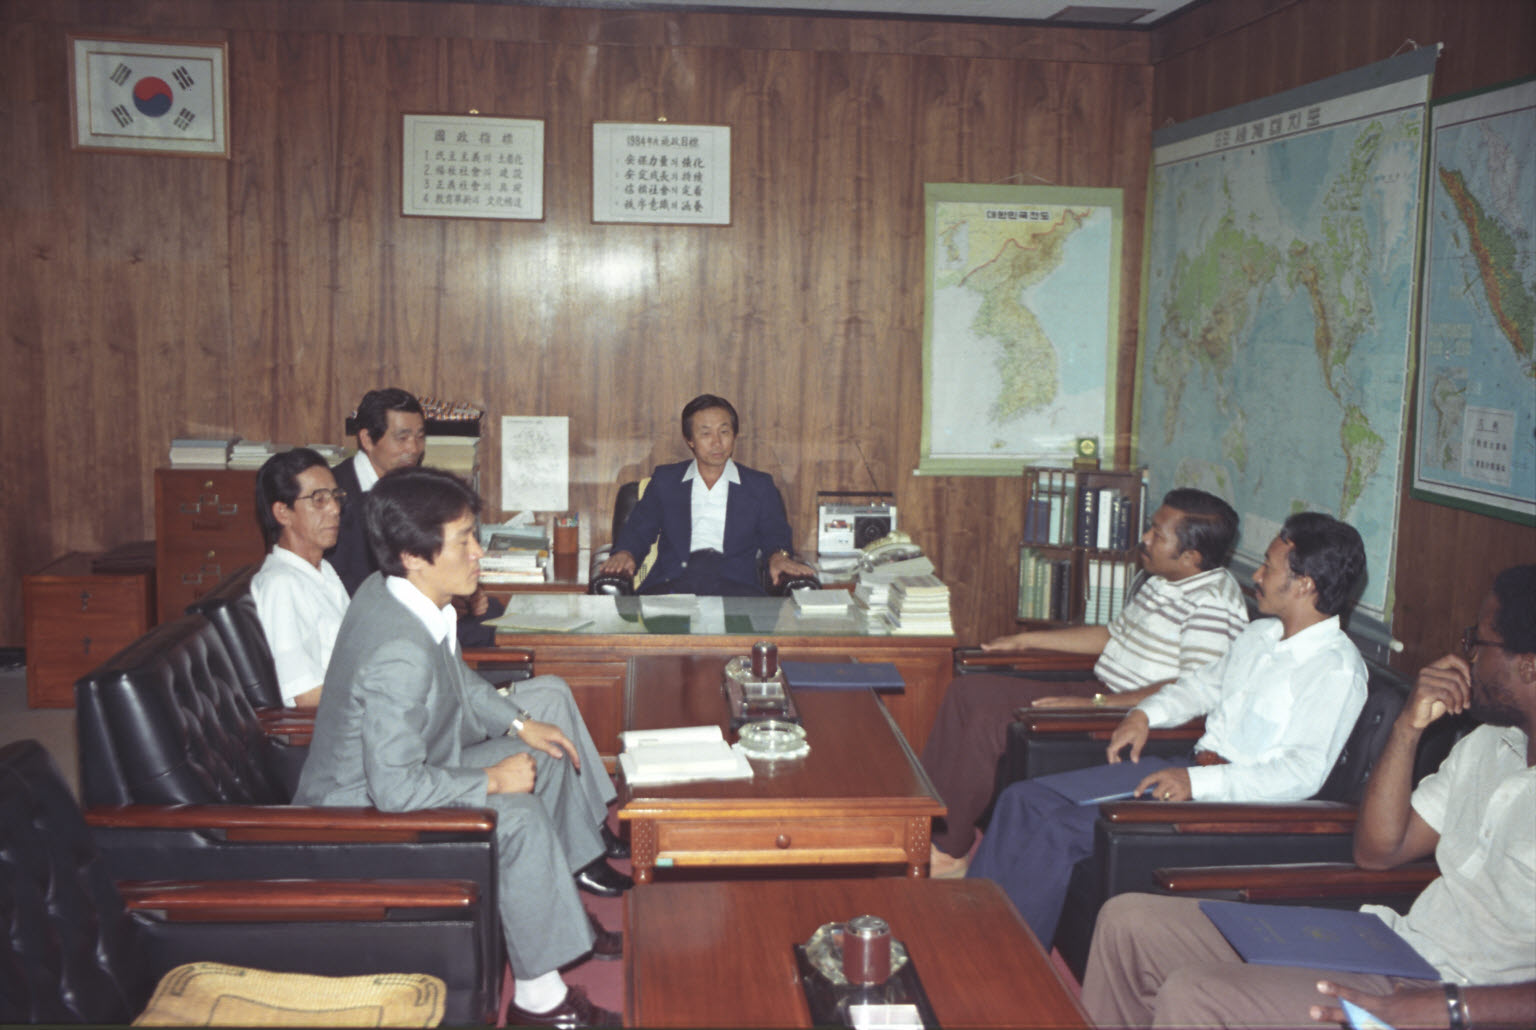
[0,739,148,1023]
[74,614,290,807]
[184,563,283,709]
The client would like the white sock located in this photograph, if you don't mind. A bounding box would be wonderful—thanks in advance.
[513,971,568,1013]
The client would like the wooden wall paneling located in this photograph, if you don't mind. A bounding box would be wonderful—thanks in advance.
[228,30,343,448]
[331,33,439,410]
[0,19,74,631]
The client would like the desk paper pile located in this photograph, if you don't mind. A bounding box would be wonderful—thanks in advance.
[618,725,754,786]
[792,588,853,616]
[884,574,954,635]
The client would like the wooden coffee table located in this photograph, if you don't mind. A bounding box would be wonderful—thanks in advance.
[617,655,946,883]
[624,877,1090,1028]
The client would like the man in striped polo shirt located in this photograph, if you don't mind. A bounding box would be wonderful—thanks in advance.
[924,488,1249,877]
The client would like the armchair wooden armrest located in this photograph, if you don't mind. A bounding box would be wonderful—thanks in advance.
[953,647,1099,673]
[255,707,315,746]
[85,804,496,842]
[119,877,479,922]
[1016,711,1206,739]
[462,647,534,666]
[1153,861,1440,901]
[1099,799,1359,834]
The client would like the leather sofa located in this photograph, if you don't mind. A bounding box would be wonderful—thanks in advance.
[72,613,504,1023]
[0,738,483,1025]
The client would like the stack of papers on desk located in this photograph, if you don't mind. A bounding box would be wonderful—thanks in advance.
[639,594,698,618]
[885,574,954,635]
[168,437,235,467]
[485,610,592,633]
[480,547,548,584]
[792,588,853,616]
[618,726,754,786]
[228,439,288,469]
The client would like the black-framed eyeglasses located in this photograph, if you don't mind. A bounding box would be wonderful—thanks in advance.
[295,487,347,508]
[1461,625,1507,659]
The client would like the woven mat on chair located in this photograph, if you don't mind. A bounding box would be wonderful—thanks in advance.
[133,962,445,1027]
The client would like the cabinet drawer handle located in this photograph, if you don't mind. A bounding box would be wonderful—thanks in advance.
[775,834,791,849]
[179,502,202,514]
[79,590,92,612]
[81,636,92,655]
[217,502,240,515]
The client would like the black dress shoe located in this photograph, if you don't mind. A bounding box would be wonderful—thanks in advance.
[600,821,630,859]
[587,910,622,960]
[574,857,633,898]
[507,985,619,1027]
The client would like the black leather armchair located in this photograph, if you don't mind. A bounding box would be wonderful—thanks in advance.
[589,479,820,596]
[0,739,483,1025]
[72,614,504,1023]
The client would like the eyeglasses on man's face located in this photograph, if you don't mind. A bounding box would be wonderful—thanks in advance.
[295,487,347,508]
[1461,625,1507,659]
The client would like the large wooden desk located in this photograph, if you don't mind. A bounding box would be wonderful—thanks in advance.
[467,593,956,758]
[624,878,1089,1028]
[618,655,945,883]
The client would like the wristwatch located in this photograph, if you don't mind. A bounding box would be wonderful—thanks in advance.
[509,706,533,737]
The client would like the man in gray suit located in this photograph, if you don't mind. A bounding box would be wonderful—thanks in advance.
[295,466,621,1027]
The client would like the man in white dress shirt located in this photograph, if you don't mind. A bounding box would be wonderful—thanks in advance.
[967,512,1370,950]
[251,447,351,708]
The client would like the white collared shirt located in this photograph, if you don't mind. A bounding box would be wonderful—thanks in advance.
[683,458,740,553]
[1135,615,1367,803]
[250,546,351,705]
[1367,724,1535,984]
[386,575,459,655]
[352,450,379,493]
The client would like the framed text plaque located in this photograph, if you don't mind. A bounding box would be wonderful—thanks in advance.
[69,36,228,156]
[592,122,730,225]
[403,114,545,221]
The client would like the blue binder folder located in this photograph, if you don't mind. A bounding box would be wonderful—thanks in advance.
[779,660,905,691]
[1199,900,1441,981]
[1031,756,1175,804]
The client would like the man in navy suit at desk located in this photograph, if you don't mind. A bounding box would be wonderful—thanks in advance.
[598,393,815,595]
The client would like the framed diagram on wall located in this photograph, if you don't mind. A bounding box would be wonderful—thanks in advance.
[69,36,228,157]
[591,122,730,225]
[402,113,545,220]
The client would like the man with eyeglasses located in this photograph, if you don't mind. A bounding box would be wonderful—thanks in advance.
[252,447,351,707]
[1080,563,1536,1029]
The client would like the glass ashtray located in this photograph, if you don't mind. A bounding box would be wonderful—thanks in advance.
[737,719,809,760]
[803,922,909,986]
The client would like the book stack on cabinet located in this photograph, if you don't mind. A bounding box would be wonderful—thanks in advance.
[1018,466,1146,627]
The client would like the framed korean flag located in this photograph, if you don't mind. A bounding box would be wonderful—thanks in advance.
[70,36,229,157]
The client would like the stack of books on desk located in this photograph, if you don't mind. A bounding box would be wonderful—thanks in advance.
[479,546,547,584]
[617,726,754,786]
[168,438,235,467]
[792,588,853,616]
[227,439,287,469]
[885,574,954,635]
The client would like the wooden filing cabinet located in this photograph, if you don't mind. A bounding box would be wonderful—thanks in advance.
[23,552,154,708]
[154,468,265,623]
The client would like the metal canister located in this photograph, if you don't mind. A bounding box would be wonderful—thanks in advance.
[751,640,778,679]
[841,915,892,985]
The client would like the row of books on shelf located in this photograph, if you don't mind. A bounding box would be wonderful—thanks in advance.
[1018,549,1133,624]
[1023,485,1139,550]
